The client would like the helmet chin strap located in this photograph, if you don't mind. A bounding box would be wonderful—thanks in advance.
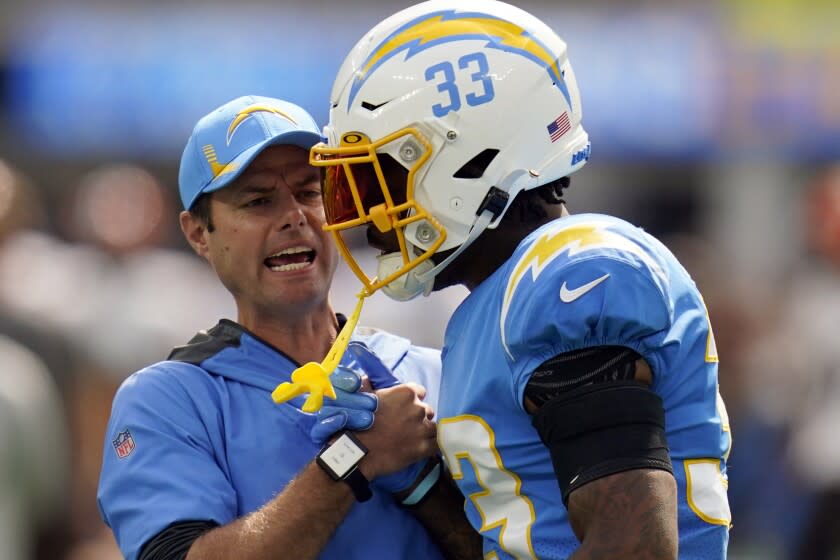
[378,169,530,299]
[377,210,493,301]
[414,208,495,284]
[414,169,531,287]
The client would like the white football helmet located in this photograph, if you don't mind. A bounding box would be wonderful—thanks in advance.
[312,0,590,300]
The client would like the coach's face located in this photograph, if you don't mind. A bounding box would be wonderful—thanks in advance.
[182,145,338,326]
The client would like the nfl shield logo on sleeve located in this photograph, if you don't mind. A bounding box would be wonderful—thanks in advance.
[113,429,136,459]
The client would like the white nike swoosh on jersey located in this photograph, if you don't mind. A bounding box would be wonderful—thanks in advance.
[559,273,610,303]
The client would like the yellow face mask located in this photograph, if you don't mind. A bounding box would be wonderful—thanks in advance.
[311,128,447,296]
[272,128,448,412]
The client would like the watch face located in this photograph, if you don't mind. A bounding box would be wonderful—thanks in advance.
[318,433,367,479]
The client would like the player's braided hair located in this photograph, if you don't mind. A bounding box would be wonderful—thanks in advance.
[508,176,570,222]
[536,176,571,206]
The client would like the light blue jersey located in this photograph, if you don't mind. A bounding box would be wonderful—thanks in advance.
[98,320,444,560]
[437,214,731,559]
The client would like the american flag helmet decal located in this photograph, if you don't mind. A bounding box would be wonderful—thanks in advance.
[547,112,571,142]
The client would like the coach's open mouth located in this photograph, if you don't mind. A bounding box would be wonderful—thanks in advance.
[264,246,316,272]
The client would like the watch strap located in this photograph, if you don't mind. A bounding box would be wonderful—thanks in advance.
[316,432,373,502]
[343,466,373,502]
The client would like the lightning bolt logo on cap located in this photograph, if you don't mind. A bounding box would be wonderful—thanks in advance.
[202,145,238,179]
[226,105,299,145]
[200,105,300,180]
[348,9,571,111]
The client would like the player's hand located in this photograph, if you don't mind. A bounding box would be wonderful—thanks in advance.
[309,366,377,443]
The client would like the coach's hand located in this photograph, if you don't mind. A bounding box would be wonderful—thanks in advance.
[355,381,437,483]
[312,342,439,501]
[344,342,439,498]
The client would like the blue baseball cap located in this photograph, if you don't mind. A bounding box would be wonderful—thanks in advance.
[178,95,324,210]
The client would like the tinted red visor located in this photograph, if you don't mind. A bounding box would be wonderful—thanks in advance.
[322,162,386,226]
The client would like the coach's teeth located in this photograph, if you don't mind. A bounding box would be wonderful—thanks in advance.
[268,262,310,272]
[268,246,311,258]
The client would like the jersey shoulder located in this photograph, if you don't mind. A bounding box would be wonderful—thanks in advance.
[116,359,205,399]
[500,215,674,362]
[109,361,217,439]
[99,362,233,560]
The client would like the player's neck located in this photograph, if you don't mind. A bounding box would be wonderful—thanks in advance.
[458,204,568,290]
[434,203,569,291]
[444,226,530,290]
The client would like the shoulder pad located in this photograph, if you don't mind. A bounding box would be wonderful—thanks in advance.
[501,219,672,362]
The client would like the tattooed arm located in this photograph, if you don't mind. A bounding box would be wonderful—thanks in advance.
[525,350,678,559]
[404,469,484,560]
[568,469,677,560]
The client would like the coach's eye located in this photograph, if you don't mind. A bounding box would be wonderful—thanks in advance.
[245,197,270,207]
[298,189,322,202]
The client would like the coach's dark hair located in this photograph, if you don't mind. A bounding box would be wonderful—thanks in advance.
[189,193,215,233]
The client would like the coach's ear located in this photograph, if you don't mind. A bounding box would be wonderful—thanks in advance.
[179,210,210,260]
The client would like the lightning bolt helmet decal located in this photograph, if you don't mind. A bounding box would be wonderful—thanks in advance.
[312,1,592,304]
[348,10,571,111]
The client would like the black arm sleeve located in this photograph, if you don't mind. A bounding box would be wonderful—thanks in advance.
[524,345,639,407]
[138,520,219,560]
[525,346,672,504]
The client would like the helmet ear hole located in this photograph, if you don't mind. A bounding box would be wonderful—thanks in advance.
[453,149,500,179]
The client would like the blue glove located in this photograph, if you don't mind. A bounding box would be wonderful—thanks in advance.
[346,341,400,388]
[309,366,377,443]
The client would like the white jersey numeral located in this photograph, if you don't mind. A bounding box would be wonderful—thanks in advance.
[685,459,731,526]
[717,390,732,461]
[438,415,537,559]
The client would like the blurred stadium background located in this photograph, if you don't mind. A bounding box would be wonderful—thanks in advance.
[1,0,839,558]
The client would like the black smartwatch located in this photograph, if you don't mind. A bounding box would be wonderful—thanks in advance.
[316,432,373,502]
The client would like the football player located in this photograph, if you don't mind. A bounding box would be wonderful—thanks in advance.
[309,0,732,558]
